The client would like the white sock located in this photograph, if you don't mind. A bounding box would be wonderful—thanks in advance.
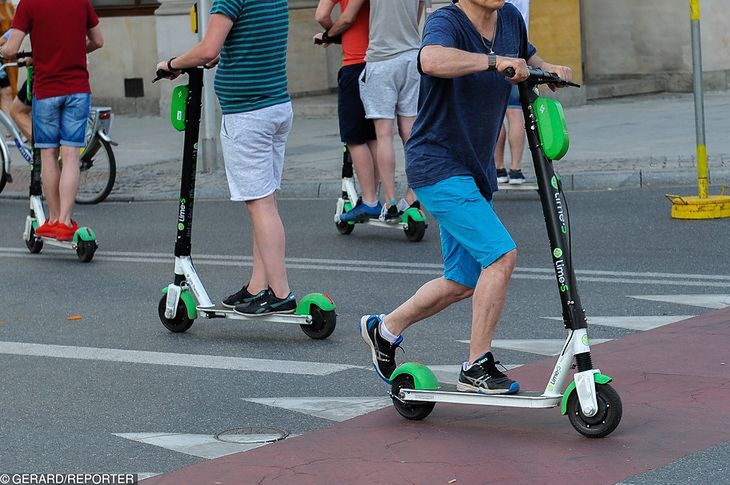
[379,318,400,344]
[462,362,472,371]
[363,200,379,208]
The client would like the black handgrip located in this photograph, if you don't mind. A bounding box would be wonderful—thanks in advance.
[152,68,172,83]
[16,51,31,59]
[314,37,324,45]
[504,67,516,78]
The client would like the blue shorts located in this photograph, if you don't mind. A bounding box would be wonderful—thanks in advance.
[507,84,521,109]
[414,176,516,289]
[32,93,91,149]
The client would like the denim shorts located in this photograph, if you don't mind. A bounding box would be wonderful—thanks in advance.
[32,93,91,148]
[507,84,521,108]
[414,176,517,289]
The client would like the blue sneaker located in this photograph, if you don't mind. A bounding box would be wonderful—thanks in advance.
[360,314,402,382]
[457,352,520,395]
[339,199,382,223]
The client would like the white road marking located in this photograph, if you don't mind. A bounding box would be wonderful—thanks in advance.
[244,397,392,422]
[457,339,612,356]
[629,294,730,309]
[1,247,729,287]
[113,433,268,460]
[0,341,361,376]
[542,315,694,331]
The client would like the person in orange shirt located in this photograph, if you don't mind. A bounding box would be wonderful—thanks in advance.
[314,0,382,221]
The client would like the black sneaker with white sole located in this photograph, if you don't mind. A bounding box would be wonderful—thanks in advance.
[497,168,509,184]
[508,169,526,185]
[234,289,297,316]
[360,314,402,382]
[222,284,267,308]
[457,352,520,395]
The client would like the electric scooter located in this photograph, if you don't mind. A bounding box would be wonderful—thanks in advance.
[334,146,429,242]
[385,68,623,438]
[153,68,337,339]
[17,51,98,263]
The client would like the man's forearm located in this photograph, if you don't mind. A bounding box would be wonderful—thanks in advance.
[527,54,546,69]
[420,46,489,78]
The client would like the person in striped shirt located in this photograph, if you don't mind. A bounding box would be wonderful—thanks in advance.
[156,0,298,316]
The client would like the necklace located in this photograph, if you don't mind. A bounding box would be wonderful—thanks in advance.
[456,2,499,54]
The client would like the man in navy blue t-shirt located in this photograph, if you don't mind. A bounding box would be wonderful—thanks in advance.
[360,0,572,394]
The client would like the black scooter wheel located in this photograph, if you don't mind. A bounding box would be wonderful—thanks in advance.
[158,295,195,333]
[391,374,435,420]
[336,219,355,235]
[567,383,622,438]
[300,306,336,340]
[25,225,43,254]
[75,240,97,263]
[404,220,426,242]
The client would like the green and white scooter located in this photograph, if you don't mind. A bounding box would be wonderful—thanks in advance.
[18,51,98,263]
[387,68,622,438]
[334,146,429,242]
[153,68,337,339]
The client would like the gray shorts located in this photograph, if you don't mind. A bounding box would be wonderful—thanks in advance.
[359,51,419,120]
[220,102,293,201]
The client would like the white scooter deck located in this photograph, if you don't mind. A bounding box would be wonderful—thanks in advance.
[397,384,561,409]
[197,305,313,325]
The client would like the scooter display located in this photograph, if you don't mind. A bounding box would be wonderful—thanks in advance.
[334,146,428,242]
[385,68,622,438]
[154,68,337,339]
[18,51,98,263]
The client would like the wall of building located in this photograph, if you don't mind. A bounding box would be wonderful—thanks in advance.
[582,0,730,90]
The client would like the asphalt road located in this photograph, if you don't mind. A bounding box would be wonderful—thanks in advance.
[0,185,728,481]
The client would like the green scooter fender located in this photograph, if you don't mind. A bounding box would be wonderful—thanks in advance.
[560,373,612,415]
[161,287,198,320]
[390,362,440,390]
[72,227,96,244]
[295,293,336,316]
[343,201,354,226]
[400,207,427,224]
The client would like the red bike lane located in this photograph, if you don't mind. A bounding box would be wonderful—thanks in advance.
[145,307,730,485]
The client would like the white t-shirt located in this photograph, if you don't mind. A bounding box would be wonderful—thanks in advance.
[506,0,530,32]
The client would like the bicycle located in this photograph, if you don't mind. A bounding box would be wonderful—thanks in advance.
[0,58,117,204]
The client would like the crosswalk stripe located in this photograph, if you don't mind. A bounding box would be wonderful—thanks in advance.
[244,397,392,422]
[0,341,362,376]
[113,433,268,460]
[457,339,612,356]
[628,294,730,309]
[542,316,694,331]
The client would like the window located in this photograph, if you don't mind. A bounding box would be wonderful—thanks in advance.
[92,0,160,17]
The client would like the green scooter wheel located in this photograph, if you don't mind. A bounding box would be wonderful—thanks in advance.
[566,383,622,438]
[157,295,195,333]
[390,374,435,420]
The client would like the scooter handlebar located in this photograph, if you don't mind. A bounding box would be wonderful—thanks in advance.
[503,66,580,88]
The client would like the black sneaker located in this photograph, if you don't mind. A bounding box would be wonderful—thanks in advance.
[378,204,400,223]
[457,352,520,395]
[222,284,267,308]
[360,314,402,382]
[409,200,421,210]
[508,169,526,185]
[234,289,297,316]
[497,168,509,184]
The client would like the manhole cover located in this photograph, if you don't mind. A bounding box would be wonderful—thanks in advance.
[215,427,289,444]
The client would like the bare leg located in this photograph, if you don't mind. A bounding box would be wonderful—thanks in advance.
[58,146,81,225]
[10,98,32,142]
[383,277,474,335]
[348,142,378,203]
[40,148,61,223]
[397,115,418,204]
[468,250,516,362]
[373,119,397,205]
[245,193,290,298]
[248,228,268,294]
[506,109,525,172]
[0,87,12,118]
[495,123,507,171]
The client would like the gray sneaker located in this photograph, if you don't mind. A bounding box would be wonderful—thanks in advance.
[457,352,520,394]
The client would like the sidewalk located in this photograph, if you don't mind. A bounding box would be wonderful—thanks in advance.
[2,91,730,201]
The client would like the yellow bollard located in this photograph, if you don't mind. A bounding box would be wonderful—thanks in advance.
[666,0,730,219]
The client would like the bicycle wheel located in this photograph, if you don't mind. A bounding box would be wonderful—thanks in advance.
[0,149,9,195]
[76,137,116,204]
